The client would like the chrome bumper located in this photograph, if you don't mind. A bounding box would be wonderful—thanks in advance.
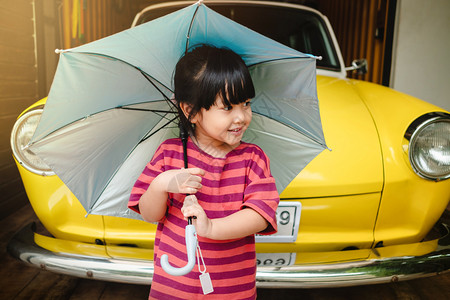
[7,222,450,288]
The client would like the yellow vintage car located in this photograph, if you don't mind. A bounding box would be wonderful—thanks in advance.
[9,0,450,288]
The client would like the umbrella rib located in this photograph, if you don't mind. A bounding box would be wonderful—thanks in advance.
[252,111,329,150]
[118,106,177,123]
[247,56,317,69]
[72,51,174,95]
[140,115,179,143]
[61,51,177,112]
[117,106,175,114]
[136,69,174,106]
[185,2,201,53]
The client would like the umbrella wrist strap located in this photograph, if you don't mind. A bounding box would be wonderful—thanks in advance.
[196,237,213,294]
[196,241,206,273]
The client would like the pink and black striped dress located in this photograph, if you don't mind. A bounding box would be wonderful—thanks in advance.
[129,138,279,299]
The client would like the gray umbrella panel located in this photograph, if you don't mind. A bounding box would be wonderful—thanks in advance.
[30,101,177,216]
[87,112,324,219]
[92,116,179,220]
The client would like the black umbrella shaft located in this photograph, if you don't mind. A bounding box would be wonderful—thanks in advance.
[180,124,194,225]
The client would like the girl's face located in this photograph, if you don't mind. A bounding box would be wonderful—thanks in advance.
[190,96,252,156]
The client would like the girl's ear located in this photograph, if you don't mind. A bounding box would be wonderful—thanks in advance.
[179,102,198,124]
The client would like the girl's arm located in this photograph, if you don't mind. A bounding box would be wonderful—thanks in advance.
[139,168,204,223]
[138,174,172,223]
[182,196,268,240]
[208,208,268,240]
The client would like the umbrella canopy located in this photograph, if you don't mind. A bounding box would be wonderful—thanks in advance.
[29,1,327,220]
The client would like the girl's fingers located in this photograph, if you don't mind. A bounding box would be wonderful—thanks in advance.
[183,195,193,206]
[185,169,204,187]
[183,184,201,195]
[186,168,205,176]
[186,180,202,189]
[166,169,203,193]
[182,195,199,218]
[182,171,203,194]
[182,207,195,219]
[182,204,199,219]
[183,195,197,206]
[189,194,198,204]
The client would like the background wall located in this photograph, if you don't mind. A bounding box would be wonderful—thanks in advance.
[315,0,395,85]
[0,0,40,219]
[390,0,450,111]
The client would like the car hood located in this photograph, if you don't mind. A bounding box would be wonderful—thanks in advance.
[281,75,384,198]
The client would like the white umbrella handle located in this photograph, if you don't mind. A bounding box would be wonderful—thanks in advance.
[160,224,197,276]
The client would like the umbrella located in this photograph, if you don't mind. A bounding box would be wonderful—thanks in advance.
[28,1,328,275]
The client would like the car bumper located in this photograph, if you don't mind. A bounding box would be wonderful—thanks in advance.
[7,222,450,288]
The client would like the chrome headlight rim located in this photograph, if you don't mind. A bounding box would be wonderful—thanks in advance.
[10,108,55,176]
[406,112,450,181]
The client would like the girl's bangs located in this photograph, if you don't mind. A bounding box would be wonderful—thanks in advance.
[220,69,255,106]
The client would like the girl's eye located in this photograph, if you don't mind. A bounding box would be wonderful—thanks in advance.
[244,101,252,107]
[223,106,233,111]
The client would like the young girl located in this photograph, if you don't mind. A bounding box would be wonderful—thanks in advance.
[129,45,279,299]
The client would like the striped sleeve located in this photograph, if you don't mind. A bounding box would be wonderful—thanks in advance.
[128,144,166,213]
[241,146,279,235]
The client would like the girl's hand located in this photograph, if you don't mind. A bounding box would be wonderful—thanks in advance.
[181,195,212,238]
[155,168,204,194]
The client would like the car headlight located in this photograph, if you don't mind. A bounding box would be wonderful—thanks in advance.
[406,113,450,181]
[10,108,54,176]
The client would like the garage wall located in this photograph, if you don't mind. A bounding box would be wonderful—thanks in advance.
[315,0,394,85]
[59,0,147,49]
[390,0,450,111]
[0,0,156,220]
[0,0,39,219]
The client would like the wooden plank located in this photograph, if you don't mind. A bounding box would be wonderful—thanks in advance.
[68,279,107,300]
[0,43,36,66]
[0,204,38,299]
[0,171,25,193]
[14,272,78,299]
[390,280,422,300]
[0,194,28,222]
[0,61,39,82]
[0,117,25,148]
[0,0,34,16]
[43,275,80,299]
[0,97,37,117]
[411,274,450,300]
[0,81,38,99]
[0,256,41,300]
[0,204,36,243]
[0,8,33,32]
[0,182,28,221]
[0,25,35,46]
[99,282,149,300]
[0,144,14,163]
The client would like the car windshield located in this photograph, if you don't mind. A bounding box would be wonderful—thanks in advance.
[136,3,340,70]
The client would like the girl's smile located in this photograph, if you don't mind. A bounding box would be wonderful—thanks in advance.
[228,127,243,134]
[189,97,252,157]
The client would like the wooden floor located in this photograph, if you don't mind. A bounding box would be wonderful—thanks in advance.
[1,204,450,300]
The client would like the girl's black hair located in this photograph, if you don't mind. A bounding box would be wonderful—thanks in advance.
[174,44,255,137]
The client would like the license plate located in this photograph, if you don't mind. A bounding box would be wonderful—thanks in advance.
[256,201,301,243]
[256,252,296,267]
